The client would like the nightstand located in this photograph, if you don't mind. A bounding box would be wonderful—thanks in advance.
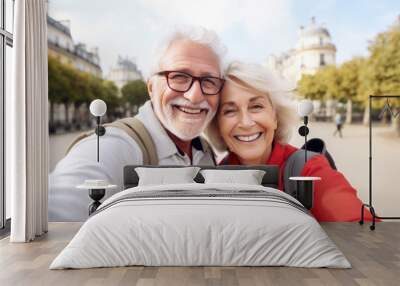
[289,176,321,210]
[77,180,117,215]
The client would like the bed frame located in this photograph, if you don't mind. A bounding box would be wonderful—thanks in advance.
[123,165,280,189]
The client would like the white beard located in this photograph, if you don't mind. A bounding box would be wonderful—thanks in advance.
[153,96,217,141]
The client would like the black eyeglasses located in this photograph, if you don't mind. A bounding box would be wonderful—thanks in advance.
[156,71,225,95]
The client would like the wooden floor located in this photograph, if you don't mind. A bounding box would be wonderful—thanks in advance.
[0,222,399,286]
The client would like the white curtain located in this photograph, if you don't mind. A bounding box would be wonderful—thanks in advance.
[8,0,49,242]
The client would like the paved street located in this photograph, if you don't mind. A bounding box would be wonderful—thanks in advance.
[50,122,400,217]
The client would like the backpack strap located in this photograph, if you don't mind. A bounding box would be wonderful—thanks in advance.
[111,117,158,165]
[65,131,95,155]
[65,117,158,165]
[283,149,319,198]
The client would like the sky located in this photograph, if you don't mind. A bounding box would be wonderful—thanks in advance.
[48,0,400,78]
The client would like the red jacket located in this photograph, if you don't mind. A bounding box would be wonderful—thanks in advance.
[221,142,373,222]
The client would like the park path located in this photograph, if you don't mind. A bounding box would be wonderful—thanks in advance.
[50,122,400,217]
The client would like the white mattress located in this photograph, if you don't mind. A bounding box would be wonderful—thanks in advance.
[50,183,351,269]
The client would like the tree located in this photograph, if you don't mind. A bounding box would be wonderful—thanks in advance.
[337,57,366,123]
[298,65,354,119]
[318,65,344,118]
[70,71,93,129]
[48,56,119,130]
[102,80,120,120]
[121,80,149,115]
[61,64,80,129]
[320,65,342,101]
[296,17,400,132]
[359,19,400,131]
[48,56,72,131]
[297,73,327,101]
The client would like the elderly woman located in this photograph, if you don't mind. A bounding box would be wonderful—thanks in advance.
[206,61,372,222]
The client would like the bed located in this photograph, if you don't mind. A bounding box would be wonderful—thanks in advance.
[50,165,350,269]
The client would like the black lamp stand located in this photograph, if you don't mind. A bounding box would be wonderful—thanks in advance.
[298,116,310,163]
[88,116,106,215]
[295,180,314,210]
[88,189,106,215]
[95,116,106,162]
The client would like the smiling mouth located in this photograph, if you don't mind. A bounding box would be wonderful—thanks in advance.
[173,105,208,115]
[234,132,263,142]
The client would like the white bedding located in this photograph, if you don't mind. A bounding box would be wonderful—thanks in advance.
[50,183,351,269]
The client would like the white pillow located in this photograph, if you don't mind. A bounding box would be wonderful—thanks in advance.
[135,167,201,186]
[200,169,266,185]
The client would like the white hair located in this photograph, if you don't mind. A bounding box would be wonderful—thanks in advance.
[204,61,298,152]
[147,25,227,78]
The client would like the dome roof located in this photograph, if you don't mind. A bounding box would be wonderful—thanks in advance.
[302,26,331,38]
[294,18,336,52]
[299,17,331,39]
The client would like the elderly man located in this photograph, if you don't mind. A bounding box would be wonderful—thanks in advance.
[49,26,226,221]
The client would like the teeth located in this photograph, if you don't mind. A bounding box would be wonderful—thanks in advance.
[235,133,262,142]
[177,106,203,114]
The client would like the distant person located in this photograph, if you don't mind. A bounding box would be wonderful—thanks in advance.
[49,26,227,221]
[206,61,373,222]
[333,112,344,138]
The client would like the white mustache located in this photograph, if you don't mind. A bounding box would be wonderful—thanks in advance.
[168,97,211,110]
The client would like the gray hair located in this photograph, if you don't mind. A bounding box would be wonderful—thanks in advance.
[148,25,227,78]
[204,61,298,152]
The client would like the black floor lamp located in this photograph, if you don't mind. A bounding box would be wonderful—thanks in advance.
[78,99,116,215]
[290,100,320,210]
[359,95,400,230]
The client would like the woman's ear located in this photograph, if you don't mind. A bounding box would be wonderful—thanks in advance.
[272,109,278,130]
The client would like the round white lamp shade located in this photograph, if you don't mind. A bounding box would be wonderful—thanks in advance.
[297,99,314,117]
[90,99,107,117]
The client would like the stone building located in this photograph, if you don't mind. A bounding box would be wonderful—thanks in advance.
[266,17,336,86]
[47,15,102,77]
[266,17,337,118]
[47,14,102,132]
[107,56,143,91]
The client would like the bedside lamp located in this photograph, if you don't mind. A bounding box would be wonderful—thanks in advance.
[89,99,107,162]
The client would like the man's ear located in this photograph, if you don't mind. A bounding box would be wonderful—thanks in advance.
[147,78,154,99]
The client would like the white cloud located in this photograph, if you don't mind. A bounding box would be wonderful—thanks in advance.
[133,0,293,35]
[49,0,295,77]
[48,0,400,78]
